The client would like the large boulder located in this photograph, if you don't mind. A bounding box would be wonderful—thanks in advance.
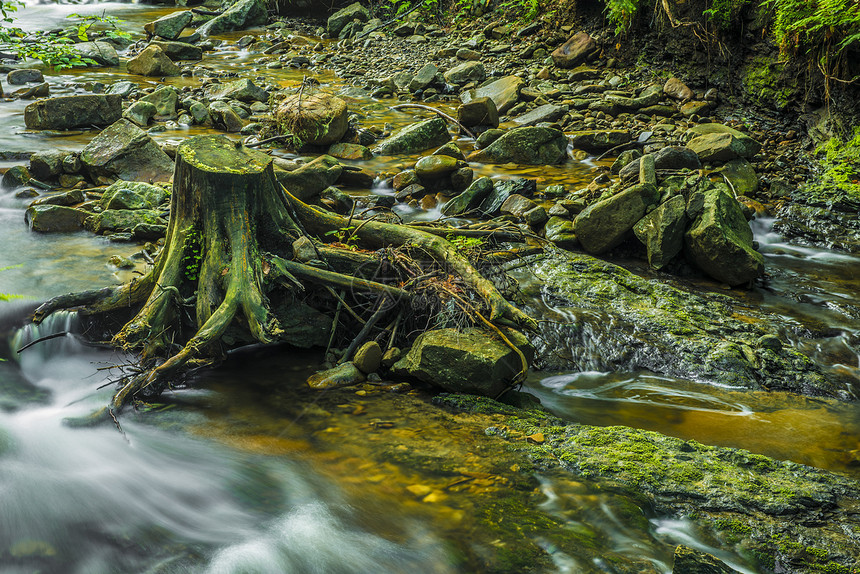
[205,78,269,103]
[686,124,761,158]
[99,181,167,210]
[460,75,525,114]
[275,155,342,202]
[468,126,567,165]
[84,209,167,235]
[391,327,533,397]
[551,32,597,68]
[208,101,244,133]
[126,45,180,77]
[144,11,193,40]
[24,94,122,130]
[573,183,660,254]
[73,42,119,67]
[25,205,87,232]
[633,194,687,269]
[140,86,179,119]
[79,119,174,183]
[441,176,493,216]
[274,92,348,145]
[685,185,764,286]
[197,0,268,36]
[686,132,751,163]
[326,2,368,37]
[374,117,451,155]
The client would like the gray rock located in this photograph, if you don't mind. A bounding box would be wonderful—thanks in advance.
[85,208,167,235]
[188,101,209,124]
[500,193,537,218]
[1,166,30,189]
[551,32,597,68]
[408,63,438,92]
[73,42,119,67]
[392,327,533,397]
[275,155,342,202]
[29,151,67,181]
[442,176,493,216]
[457,97,499,128]
[475,128,504,149]
[569,129,631,151]
[686,124,761,158]
[29,189,84,207]
[106,81,136,98]
[24,94,122,130]
[479,177,535,215]
[460,75,525,114]
[79,119,174,183]
[685,184,764,285]
[716,158,758,196]
[610,148,642,174]
[197,0,268,36]
[208,101,244,132]
[687,133,749,163]
[512,103,566,127]
[633,194,687,269]
[327,2,369,37]
[671,545,735,574]
[374,117,451,155]
[144,11,193,40]
[148,40,202,61]
[25,205,87,232]
[204,78,269,103]
[639,153,656,186]
[7,69,43,85]
[123,100,158,127]
[574,183,660,254]
[140,86,178,119]
[469,126,567,165]
[127,45,180,77]
[444,61,486,84]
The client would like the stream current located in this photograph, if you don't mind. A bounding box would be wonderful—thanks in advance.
[1,2,859,572]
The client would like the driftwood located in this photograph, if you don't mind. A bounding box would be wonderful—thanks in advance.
[33,135,534,416]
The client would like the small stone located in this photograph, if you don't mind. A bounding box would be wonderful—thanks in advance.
[353,341,383,374]
[406,484,432,497]
[526,432,545,444]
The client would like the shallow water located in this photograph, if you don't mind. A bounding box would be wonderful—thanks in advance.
[1,1,859,571]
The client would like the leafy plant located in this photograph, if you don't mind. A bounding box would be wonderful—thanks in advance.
[763,0,860,57]
[181,228,204,282]
[325,225,359,249]
[800,127,860,209]
[604,0,640,35]
[703,0,752,32]
[67,12,131,43]
[446,233,486,256]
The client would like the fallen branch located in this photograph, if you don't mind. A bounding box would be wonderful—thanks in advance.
[17,331,69,353]
[391,104,476,139]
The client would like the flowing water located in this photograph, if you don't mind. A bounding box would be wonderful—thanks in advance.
[2,1,860,571]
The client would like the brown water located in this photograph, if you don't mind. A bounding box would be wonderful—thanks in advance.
[1,2,858,572]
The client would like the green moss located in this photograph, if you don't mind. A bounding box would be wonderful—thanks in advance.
[797,127,860,210]
[742,55,793,111]
[181,226,204,282]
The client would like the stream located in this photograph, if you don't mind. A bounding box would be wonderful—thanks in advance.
[1,1,860,572]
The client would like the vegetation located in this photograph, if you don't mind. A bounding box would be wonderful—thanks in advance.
[800,128,860,209]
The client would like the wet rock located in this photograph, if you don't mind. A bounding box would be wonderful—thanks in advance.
[685,184,764,286]
[99,181,167,210]
[686,124,761,158]
[374,117,451,156]
[550,32,597,68]
[140,86,178,119]
[11,82,49,100]
[501,194,537,218]
[73,41,119,67]
[456,47,481,60]
[408,63,438,92]
[24,94,121,130]
[1,166,30,189]
[480,177,535,215]
[442,176,493,216]
[205,78,269,103]
[126,45,180,77]
[633,194,687,269]
[432,142,465,160]
[457,97,499,128]
[671,546,735,573]
[336,167,374,188]
[512,104,566,127]
[568,129,631,151]
[25,205,87,232]
[469,126,567,165]
[444,61,486,85]
[197,0,268,36]
[106,81,136,98]
[144,10,192,40]
[415,154,462,182]
[475,128,504,149]
[7,69,43,85]
[123,101,157,127]
[149,40,203,61]
[353,341,383,374]
[208,101,244,132]
[574,183,660,254]
[460,75,525,114]
[29,189,83,207]
[639,153,657,186]
[275,155,342,202]
[274,92,347,145]
[187,100,209,124]
[544,216,578,249]
[307,362,365,390]
[663,77,693,100]
[85,209,167,235]
[654,146,702,170]
[328,142,372,160]
[680,101,711,117]
[687,133,750,163]
[29,151,66,181]
[716,158,758,196]
[327,2,368,37]
[80,119,174,183]
[392,327,533,397]
[611,148,642,174]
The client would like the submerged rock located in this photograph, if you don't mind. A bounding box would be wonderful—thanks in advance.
[392,327,533,397]
[24,94,122,131]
